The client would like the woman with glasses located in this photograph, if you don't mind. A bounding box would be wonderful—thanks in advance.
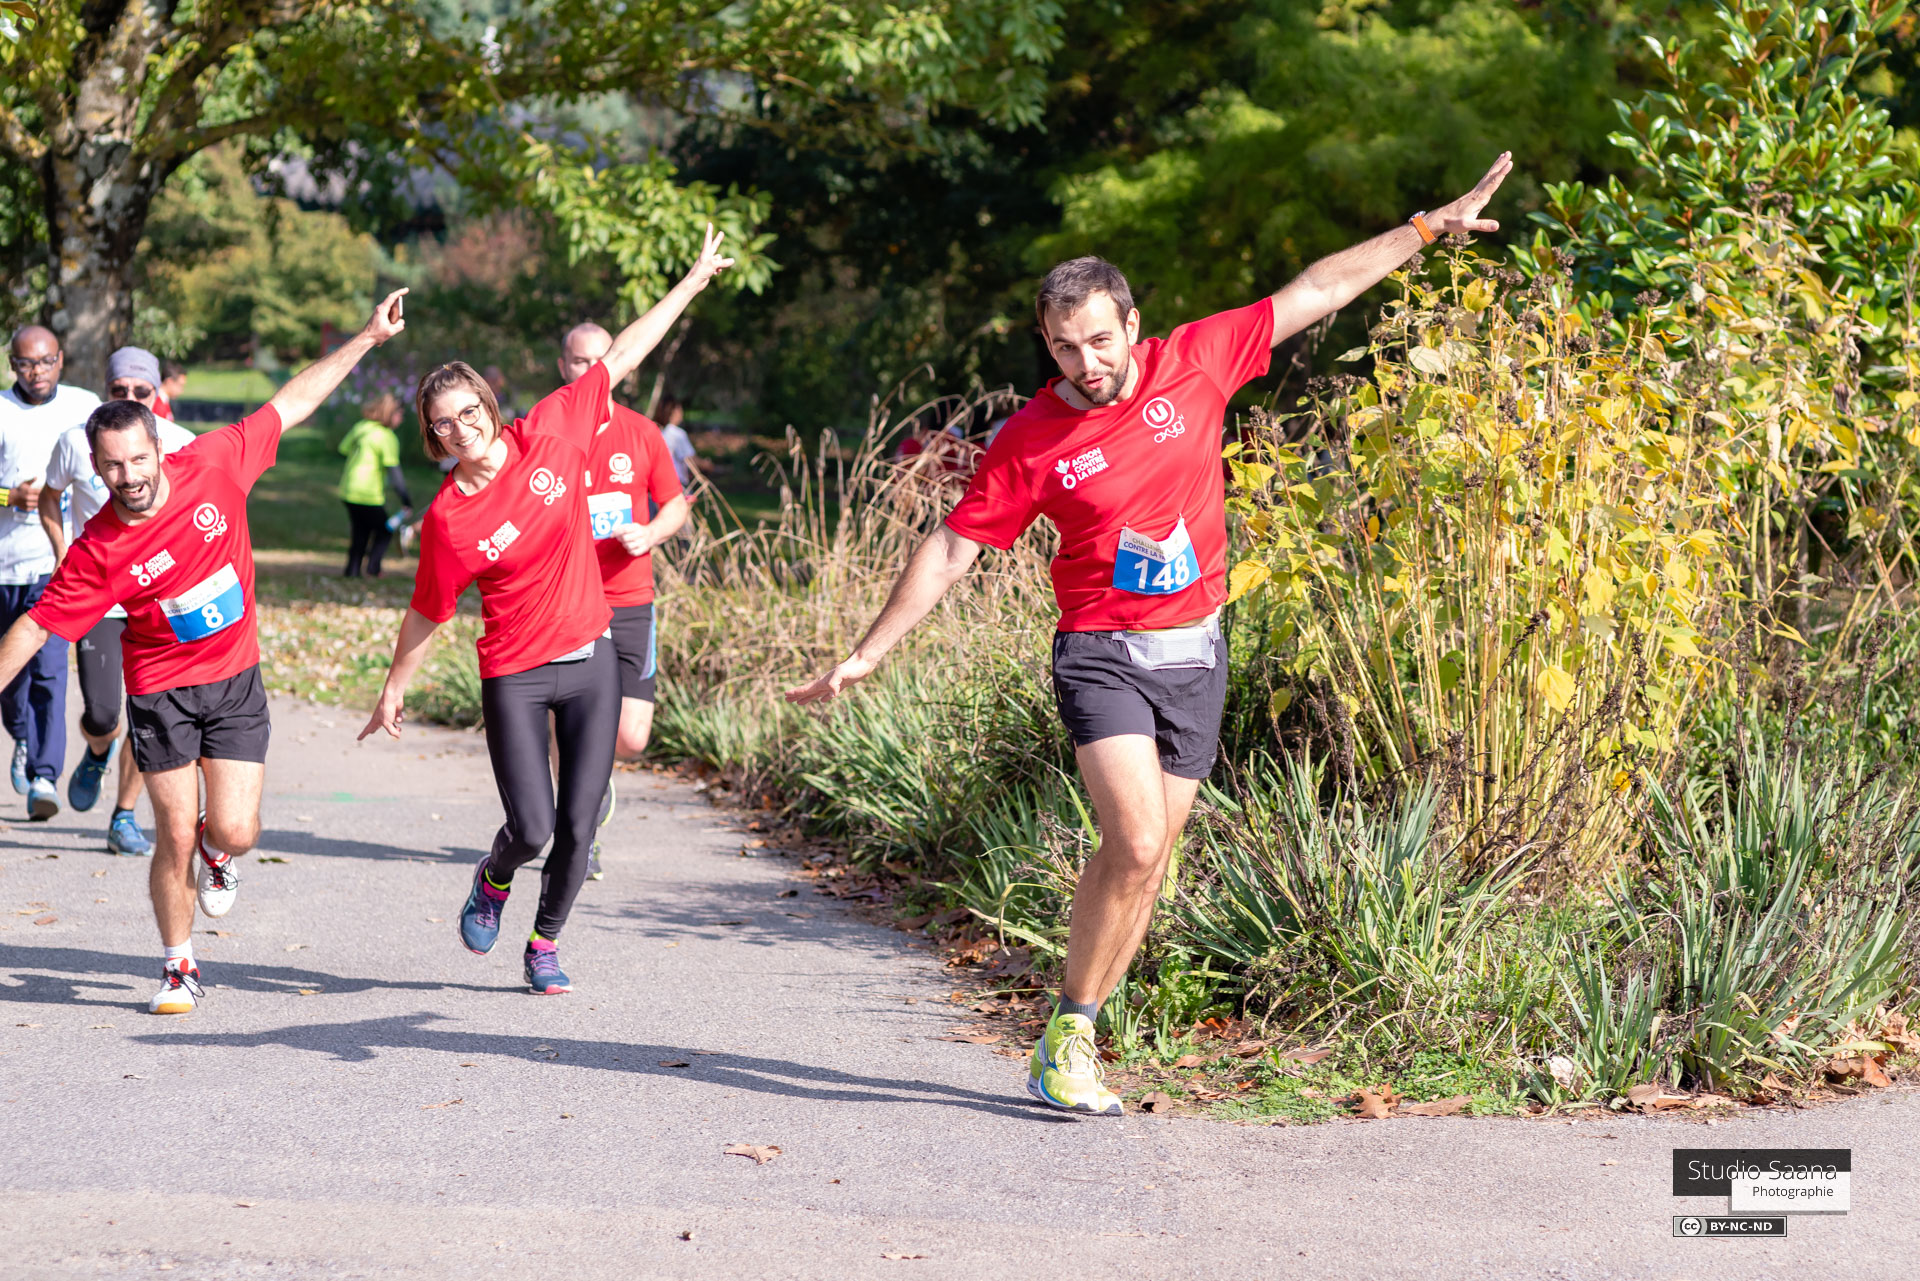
[359,225,733,995]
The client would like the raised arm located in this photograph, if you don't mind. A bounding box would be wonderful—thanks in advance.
[600,225,735,388]
[1268,152,1512,347]
[267,288,409,431]
[784,525,982,704]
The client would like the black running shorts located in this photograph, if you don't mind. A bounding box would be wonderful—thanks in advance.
[608,603,658,702]
[126,664,272,773]
[1050,625,1227,780]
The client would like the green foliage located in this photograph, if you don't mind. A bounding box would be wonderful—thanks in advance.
[139,148,379,361]
[1526,0,1920,340]
[1035,0,1630,335]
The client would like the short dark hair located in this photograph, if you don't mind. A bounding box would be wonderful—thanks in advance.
[655,393,683,419]
[84,400,161,454]
[160,359,185,381]
[414,361,503,463]
[1035,257,1135,332]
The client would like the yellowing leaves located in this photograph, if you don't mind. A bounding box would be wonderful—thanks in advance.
[1536,666,1577,712]
[1227,560,1271,603]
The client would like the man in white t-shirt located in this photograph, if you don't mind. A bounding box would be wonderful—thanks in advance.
[0,325,97,820]
[39,346,199,854]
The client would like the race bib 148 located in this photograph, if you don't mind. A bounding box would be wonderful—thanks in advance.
[1114,518,1201,595]
[588,491,634,541]
[160,563,245,643]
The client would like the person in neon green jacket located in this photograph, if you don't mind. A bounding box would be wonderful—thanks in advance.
[338,393,412,577]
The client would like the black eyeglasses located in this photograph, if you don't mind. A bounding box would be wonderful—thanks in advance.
[108,382,156,401]
[9,354,59,373]
[429,404,486,437]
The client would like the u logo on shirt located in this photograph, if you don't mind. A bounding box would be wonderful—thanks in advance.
[192,502,228,542]
[1142,396,1186,443]
[529,467,567,506]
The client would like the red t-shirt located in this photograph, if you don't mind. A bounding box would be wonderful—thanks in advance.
[410,363,614,678]
[154,393,175,421]
[945,301,1273,631]
[31,407,282,695]
[584,403,684,607]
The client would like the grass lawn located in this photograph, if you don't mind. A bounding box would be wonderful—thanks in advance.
[177,365,283,405]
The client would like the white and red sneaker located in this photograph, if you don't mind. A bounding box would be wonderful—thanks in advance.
[195,822,239,918]
[148,961,203,1015]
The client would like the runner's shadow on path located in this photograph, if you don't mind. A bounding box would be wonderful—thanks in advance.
[254,828,478,864]
[137,1010,1071,1124]
[0,945,502,1008]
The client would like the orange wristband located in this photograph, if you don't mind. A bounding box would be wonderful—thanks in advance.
[1410,212,1437,245]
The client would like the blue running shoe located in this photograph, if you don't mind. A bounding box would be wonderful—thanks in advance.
[108,810,154,857]
[523,937,572,994]
[459,859,510,955]
[69,740,115,812]
[10,740,25,795]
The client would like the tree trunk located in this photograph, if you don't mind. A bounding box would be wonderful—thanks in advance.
[35,1,169,392]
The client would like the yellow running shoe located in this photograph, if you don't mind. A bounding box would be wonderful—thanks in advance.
[1027,1012,1123,1116]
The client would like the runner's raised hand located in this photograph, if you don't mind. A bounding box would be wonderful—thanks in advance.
[364,288,409,345]
[681,224,735,293]
[1426,152,1513,236]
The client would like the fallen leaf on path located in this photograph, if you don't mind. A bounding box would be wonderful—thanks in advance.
[1876,1010,1920,1055]
[421,1099,463,1110]
[1228,1039,1271,1059]
[784,911,813,919]
[297,989,320,996]
[658,1059,691,1068]
[1601,1160,1618,1166]
[777,889,798,898]
[89,1024,112,1029]
[1171,1053,1208,1069]
[1279,1047,1333,1065]
[724,1144,781,1165]
[258,856,287,864]
[937,1034,1001,1045]
[677,1230,693,1241]
[714,919,749,926]
[32,915,57,926]
[123,1074,146,1080]
[203,929,233,937]
[1400,1096,1470,1117]
[1138,1091,1176,1113]
[283,943,307,952]
[1826,1056,1893,1088]
[235,1202,256,1208]
[881,1253,928,1261]
[1624,1082,1665,1108]
[91,870,106,878]
[1346,1086,1398,1119]
[16,1022,40,1027]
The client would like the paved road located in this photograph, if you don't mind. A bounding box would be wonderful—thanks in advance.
[1,693,1915,1279]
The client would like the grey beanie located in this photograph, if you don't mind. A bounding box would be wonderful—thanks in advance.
[107,346,162,389]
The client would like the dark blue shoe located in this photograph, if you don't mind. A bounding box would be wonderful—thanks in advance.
[68,740,115,812]
[524,938,572,994]
[10,740,25,796]
[459,860,509,955]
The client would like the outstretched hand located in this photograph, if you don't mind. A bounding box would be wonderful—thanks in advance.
[1429,152,1513,236]
[783,655,877,706]
[358,688,405,741]
[363,288,409,346]
[681,223,736,294]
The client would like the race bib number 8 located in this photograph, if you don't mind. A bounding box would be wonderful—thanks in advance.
[160,563,245,643]
[588,491,634,541]
[1114,518,1201,595]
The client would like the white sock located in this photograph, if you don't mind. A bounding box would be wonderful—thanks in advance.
[198,830,227,863]
[164,941,194,970]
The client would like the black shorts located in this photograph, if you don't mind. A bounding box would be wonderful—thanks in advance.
[1051,624,1227,780]
[126,664,272,773]
[608,603,658,702]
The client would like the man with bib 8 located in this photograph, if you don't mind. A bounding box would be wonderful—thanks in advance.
[789,154,1514,1115]
[0,291,410,1016]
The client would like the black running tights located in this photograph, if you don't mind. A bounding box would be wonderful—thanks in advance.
[479,642,619,939]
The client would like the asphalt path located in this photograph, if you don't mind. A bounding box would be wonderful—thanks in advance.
[1,690,1915,1279]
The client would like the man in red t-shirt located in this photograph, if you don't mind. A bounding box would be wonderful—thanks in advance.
[789,154,1514,1115]
[0,290,409,1017]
